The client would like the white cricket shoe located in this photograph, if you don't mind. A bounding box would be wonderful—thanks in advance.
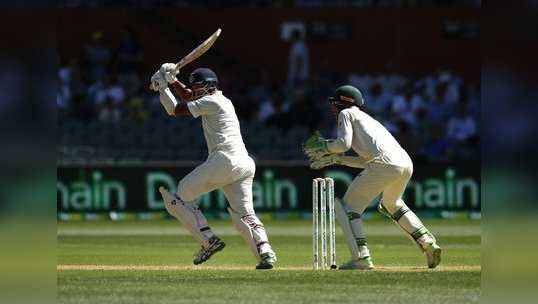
[339,257,374,270]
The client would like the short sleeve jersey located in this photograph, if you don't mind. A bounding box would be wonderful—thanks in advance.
[187,91,248,156]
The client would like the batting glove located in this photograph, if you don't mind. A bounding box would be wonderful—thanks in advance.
[159,63,178,84]
[150,70,167,91]
[159,63,176,73]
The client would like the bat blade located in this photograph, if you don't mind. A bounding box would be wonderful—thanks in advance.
[150,28,222,91]
[175,28,221,72]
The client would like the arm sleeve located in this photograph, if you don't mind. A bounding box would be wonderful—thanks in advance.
[326,111,353,153]
[187,97,218,118]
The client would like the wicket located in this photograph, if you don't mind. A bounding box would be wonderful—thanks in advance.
[312,177,337,270]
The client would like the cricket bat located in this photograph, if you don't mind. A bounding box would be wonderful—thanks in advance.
[150,28,222,91]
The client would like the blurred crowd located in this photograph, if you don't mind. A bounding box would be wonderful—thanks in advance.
[61,0,481,8]
[57,29,146,125]
[57,30,479,163]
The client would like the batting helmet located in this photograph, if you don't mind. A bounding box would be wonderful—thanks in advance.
[329,85,364,107]
[189,68,218,88]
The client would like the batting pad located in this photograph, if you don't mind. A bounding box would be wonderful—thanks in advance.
[159,187,213,247]
[378,202,434,251]
[334,199,370,259]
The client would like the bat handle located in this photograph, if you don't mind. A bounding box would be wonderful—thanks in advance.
[173,62,182,75]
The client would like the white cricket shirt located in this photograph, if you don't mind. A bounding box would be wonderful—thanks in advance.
[187,90,248,156]
[327,106,411,166]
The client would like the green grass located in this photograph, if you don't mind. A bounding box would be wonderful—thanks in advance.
[58,218,480,303]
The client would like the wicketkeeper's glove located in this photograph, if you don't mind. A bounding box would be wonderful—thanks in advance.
[309,153,343,170]
[302,131,330,159]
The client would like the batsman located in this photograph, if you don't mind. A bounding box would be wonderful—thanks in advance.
[303,85,442,270]
[150,64,277,269]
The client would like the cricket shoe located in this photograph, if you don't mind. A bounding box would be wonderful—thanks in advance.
[193,236,226,265]
[423,242,442,269]
[255,252,277,270]
[339,257,374,270]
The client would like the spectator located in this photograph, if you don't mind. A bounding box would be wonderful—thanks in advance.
[427,83,451,123]
[417,74,438,101]
[258,95,276,123]
[116,28,143,96]
[106,74,126,104]
[287,89,313,129]
[98,98,121,123]
[383,73,406,94]
[365,82,391,115]
[87,78,107,105]
[310,71,333,102]
[391,87,417,126]
[413,107,433,154]
[438,69,462,105]
[446,103,477,142]
[58,58,85,110]
[423,124,449,161]
[69,94,95,124]
[88,74,126,107]
[249,70,273,102]
[126,97,147,126]
[409,84,426,113]
[58,64,71,109]
[116,28,143,74]
[395,120,420,156]
[287,29,309,86]
[84,31,112,82]
[464,86,480,117]
[57,74,70,110]
[266,99,291,130]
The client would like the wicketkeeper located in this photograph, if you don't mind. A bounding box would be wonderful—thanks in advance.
[150,64,277,269]
[303,85,442,270]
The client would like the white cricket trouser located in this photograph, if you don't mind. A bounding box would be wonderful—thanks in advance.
[177,151,256,216]
[343,159,413,215]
